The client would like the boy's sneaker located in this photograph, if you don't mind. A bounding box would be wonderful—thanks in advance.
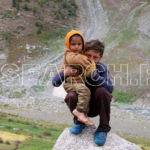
[70,123,86,134]
[94,131,107,146]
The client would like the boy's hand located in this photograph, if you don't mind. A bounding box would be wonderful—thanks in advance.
[85,61,96,77]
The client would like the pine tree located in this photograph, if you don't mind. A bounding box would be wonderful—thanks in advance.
[12,0,16,7]
[16,1,20,11]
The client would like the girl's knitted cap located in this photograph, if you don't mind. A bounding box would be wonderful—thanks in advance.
[65,30,85,50]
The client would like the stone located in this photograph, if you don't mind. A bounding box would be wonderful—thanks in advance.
[53,127,142,150]
[0,53,7,59]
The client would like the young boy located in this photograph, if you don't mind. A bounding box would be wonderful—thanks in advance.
[60,30,95,126]
[52,39,113,146]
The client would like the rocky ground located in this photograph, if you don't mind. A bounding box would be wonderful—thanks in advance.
[53,128,142,150]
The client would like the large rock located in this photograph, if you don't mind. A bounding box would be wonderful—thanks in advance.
[53,127,142,150]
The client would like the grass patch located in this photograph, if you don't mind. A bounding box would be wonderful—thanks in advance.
[112,89,136,104]
[111,103,119,107]
[22,3,31,11]
[62,0,68,8]
[53,0,78,19]
[36,25,69,53]
[19,139,54,150]
[120,135,150,150]
[0,87,26,99]
[35,21,43,34]
[103,28,137,49]
[0,112,69,150]
[8,89,26,99]
[0,10,18,19]
[116,29,137,44]
[0,143,16,150]
[0,119,62,138]
[2,32,13,40]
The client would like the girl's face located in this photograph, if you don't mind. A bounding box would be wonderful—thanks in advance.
[70,36,83,53]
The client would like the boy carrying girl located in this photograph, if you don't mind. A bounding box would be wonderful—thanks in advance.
[52,30,113,146]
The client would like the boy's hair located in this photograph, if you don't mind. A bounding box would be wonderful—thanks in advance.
[85,40,105,57]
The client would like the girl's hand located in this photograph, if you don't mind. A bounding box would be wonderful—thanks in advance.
[64,66,78,77]
[85,61,96,77]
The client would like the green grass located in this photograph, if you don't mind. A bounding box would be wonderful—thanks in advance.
[112,89,136,104]
[18,139,54,150]
[0,116,63,138]
[37,26,69,53]
[8,90,26,99]
[0,10,18,19]
[2,32,13,40]
[0,87,27,99]
[103,27,137,49]
[0,112,69,150]
[111,103,119,107]
[62,0,68,8]
[22,3,31,11]
[92,0,95,7]
[120,135,150,150]
[0,143,16,150]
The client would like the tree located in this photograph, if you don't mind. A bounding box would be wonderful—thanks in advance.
[12,0,16,7]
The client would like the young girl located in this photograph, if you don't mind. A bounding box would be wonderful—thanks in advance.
[60,30,95,126]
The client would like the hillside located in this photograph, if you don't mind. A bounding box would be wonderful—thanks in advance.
[0,0,149,103]
[0,0,78,67]
[98,0,150,100]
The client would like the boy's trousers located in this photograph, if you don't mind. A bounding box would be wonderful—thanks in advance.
[63,83,90,114]
[64,87,112,132]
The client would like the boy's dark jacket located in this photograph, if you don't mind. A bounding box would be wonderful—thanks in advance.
[52,62,114,93]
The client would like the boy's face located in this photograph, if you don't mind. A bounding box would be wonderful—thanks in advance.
[85,50,102,64]
[70,36,83,53]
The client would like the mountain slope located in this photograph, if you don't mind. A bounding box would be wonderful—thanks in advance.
[0,0,78,67]
[98,0,150,99]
